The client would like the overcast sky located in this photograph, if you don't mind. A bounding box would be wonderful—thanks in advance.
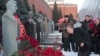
[45,0,85,12]
[64,0,85,12]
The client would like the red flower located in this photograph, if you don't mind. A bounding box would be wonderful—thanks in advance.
[27,36,39,47]
[16,36,25,41]
[42,47,54,56]
[36,46,43,54]
[88,20,95,31]
[18,50,34,56]
[54,50,63,56]
[17,35,39,48]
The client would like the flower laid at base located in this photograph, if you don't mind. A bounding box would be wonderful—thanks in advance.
[12,36,63,56]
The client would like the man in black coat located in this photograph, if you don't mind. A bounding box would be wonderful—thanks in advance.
[66,24,92,56]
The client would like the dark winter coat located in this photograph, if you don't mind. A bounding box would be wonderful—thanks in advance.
[81,20,95,34]
[93,23,100,43]
[70,28,92,50]
[59,21,69,38]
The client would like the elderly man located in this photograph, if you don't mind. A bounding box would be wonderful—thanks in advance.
[66,24,92,56]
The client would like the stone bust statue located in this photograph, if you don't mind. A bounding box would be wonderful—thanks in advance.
[2,0,18,56]
[3,0,17,22]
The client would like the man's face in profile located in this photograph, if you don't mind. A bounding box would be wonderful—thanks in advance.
[10,4,17,14]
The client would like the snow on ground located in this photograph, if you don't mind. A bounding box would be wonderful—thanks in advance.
[49,31,100,56]
[62,51,100,56]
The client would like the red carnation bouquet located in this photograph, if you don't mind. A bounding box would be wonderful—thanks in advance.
[13,35,63,56]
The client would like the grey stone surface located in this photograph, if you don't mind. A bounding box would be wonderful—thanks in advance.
[2,0,18,56]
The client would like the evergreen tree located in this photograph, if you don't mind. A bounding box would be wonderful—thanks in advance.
[68,13,76,24]
[58,8,62,18]
[52,1,59,24]
[23,0,31,11]
[15,0,28,22]
[0,0,7,25]
[15,0,28,14]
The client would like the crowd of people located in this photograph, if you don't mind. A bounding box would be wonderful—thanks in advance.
[57,15,100,56]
